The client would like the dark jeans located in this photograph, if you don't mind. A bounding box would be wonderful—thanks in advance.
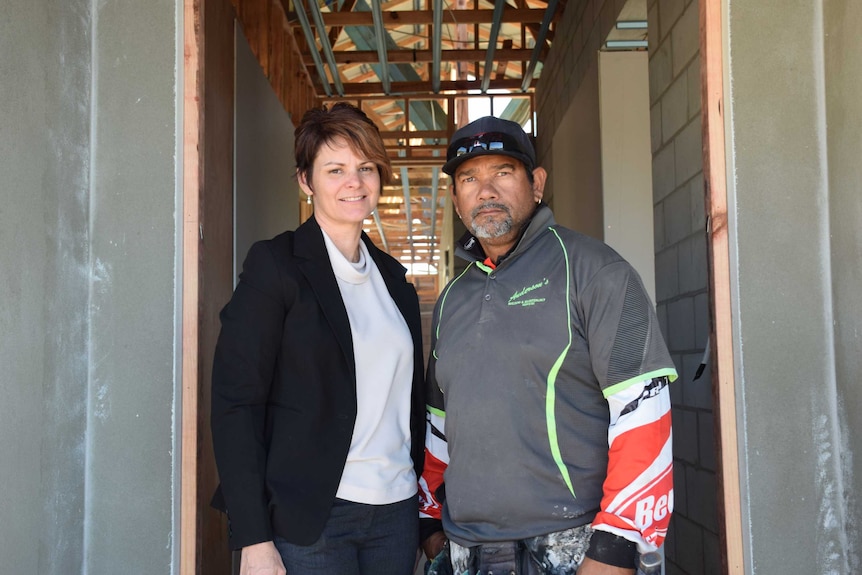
[274,495,419,575]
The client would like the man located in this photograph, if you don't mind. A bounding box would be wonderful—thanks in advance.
[418,116,677,575]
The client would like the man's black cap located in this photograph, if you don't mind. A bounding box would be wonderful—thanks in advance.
[443,116,536,176]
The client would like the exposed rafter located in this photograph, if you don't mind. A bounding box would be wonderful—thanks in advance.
[292,0,332,96]
[304,0,345,96]
[481,0,507,93]
[370,0,391,93]
[521,0,560,92]
[431,0,442,93]
[291,7,549,26]
[322,77,536,96]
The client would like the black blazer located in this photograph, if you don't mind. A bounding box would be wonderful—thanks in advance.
[211,216,425,549]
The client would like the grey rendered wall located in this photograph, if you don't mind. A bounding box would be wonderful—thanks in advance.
[1,1,179,573]
[234,24,298,277]
[726,0,861,572]
[825,2,862,569]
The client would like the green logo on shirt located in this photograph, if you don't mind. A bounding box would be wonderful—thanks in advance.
[508,278,549,307]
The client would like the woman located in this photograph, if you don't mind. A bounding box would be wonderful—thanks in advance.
[211,103,425,575]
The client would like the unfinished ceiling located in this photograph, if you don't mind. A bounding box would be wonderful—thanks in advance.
[287,0,563,97]
[271,0,564,302]
[230,0,651,304]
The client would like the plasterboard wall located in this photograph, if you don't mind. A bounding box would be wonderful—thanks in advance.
[233,23,299,278]
[0,0,180,573]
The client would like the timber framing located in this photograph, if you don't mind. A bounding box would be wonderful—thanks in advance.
[700,0,743,573]
[232,0,321,123]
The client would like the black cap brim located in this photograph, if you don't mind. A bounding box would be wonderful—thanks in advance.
[442,149,534,177]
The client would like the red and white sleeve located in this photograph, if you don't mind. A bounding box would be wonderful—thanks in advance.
[419,406,448,520]
[592,376,673,552]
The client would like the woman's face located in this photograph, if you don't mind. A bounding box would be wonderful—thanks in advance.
[297,137,381,233]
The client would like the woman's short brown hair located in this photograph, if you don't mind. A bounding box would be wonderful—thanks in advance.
[295,102,392,185]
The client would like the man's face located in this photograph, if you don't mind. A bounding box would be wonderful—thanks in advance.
[451,155,546,248]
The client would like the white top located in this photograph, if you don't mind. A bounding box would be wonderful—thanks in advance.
[321,230,417,504]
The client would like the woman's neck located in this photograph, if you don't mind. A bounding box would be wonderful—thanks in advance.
[318,221,363,262]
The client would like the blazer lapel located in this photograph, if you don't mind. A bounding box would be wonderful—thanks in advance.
[294,217,355,376]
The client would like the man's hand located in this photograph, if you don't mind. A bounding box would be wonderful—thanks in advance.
[576,556,635,575]
[421,531,448,560]
[239,541,286,575]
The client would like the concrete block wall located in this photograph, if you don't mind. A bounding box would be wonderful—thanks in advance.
[535,0,626,202]
[647,0,717,573]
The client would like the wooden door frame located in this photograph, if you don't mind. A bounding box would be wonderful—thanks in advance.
[700,0,743,573]
[181,1,745,573]
[181,0,202,569]
[182,0,236,573]
[182,1,317,572]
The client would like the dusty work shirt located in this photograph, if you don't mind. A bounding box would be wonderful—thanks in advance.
[425,205,677,547]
